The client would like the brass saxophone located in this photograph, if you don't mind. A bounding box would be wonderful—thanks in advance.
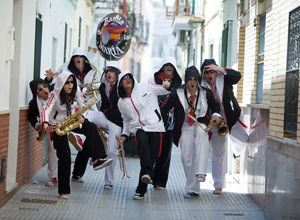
[55,91,98,136]
[36,131,45,142]
[188,114,229,136]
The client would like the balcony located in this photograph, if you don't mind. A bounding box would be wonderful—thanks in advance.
[168,0,204,33]
[93,0,117,9]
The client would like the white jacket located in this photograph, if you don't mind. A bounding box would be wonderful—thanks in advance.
[41,71,86,125]
[117,70,170,136]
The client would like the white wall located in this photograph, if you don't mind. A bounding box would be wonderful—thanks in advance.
[0,1,14,111]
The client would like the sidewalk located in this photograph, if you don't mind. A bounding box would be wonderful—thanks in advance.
[0,146,265,220]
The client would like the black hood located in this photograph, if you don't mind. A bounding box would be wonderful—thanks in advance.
[29,78,47,99]
[200,59,217,73]
[185,65,201,84]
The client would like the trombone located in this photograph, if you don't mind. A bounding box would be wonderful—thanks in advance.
[116,135,130,179]
[188,114,229,136]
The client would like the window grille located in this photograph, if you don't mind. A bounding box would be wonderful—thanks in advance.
[284,6,300,134]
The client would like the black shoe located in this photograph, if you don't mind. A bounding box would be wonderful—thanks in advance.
[184,192,199,198]
[233,153,240,161]
[133,193,144,200]
[93,158,113,170]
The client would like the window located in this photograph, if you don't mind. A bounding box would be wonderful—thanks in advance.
[256,14,266,103]
[284,6,300,136]
[210,44,213,58]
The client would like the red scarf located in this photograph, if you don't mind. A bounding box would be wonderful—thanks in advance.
[158,72,173,81]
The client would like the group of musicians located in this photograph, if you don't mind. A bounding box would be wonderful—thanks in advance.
[28,47,248,200]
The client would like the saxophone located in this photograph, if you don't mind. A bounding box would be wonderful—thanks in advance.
[55,91,98,136]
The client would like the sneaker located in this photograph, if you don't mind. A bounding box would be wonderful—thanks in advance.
[133,193,144,200]
[233,153,240,161]
[72,176,84,183]
[45,177,57,187]
[58,194,69,199]
[104,185,113,190]
[213,188,223,195]
[141,174,153,184]
[68,132,84,152]
[196,174,206,182]
[93,158,113,170]
[184,192,199,198]
[154,185,165,190]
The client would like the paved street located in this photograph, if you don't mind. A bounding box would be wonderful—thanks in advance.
[0,146,265,220]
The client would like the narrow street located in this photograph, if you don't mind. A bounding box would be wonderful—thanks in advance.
[0,147,264,220]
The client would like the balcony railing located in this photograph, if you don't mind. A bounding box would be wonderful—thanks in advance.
[93,0,117,9]
[166,0,203,19]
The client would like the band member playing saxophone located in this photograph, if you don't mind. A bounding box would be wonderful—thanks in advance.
[41,71,112,199]
[160,66,221,198]
[73,61,123,190]
[117,71,170,200]
[28,78,58,187]
[200,59,248,194]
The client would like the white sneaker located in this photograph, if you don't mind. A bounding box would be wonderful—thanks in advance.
[141,174,153,184]
[58,194,69,199]
[72,176,84,183]
[133,193,144,200]
[104,185,113,190]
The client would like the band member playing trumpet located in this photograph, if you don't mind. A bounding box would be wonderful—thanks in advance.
[160,66,221,198]
[73,61,123,190]
[117,71,170,200]
[41,71,113,199]
[200,59,248,194]
[28,78,58,187]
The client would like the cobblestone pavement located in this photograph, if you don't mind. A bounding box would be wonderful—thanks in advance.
[0,146,265,220]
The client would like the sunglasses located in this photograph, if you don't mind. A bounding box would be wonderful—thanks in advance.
[37,84,48,92]
[122,75,131,80]
[188,77,197,81]
[65,80,74,85]
[204,70,216,74]
[105,68,115,74]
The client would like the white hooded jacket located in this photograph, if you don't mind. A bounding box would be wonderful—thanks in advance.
[117,70,170,137]
[41,71,86,125]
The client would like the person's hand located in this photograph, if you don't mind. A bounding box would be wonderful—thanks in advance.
[162,81,170,89]
[211,116,221,126]
[85,86,93,95]
[204,65,226,73]
[43,123,56,132]
[37,124,45,133]
[45,69,58,81]
[119,136,126,144]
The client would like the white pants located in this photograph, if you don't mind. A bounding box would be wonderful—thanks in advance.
[209,128,227,189]
[230,113,249,156]
[45,134,58,180]
[85,111,121,185]
[179,122,209,194]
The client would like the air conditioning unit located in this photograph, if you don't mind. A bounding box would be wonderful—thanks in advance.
[177,30,191,45]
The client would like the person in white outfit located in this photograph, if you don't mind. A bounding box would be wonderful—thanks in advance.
[28,78,58,187]
[200,59,248,194]
[117,70,170,200]
[160,66,221,198]
[72,61,123,190]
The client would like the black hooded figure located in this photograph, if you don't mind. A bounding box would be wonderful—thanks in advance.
[147,57,182,190]
[160,65,221,198]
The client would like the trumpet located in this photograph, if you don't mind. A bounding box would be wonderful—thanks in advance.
[79,81,101,88]
[116,135,130,179]
[188,114,229,136]
[98,127,108,151]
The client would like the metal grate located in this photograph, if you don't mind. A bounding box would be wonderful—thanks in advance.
[21,198,57,205]
[284,6,300,134]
